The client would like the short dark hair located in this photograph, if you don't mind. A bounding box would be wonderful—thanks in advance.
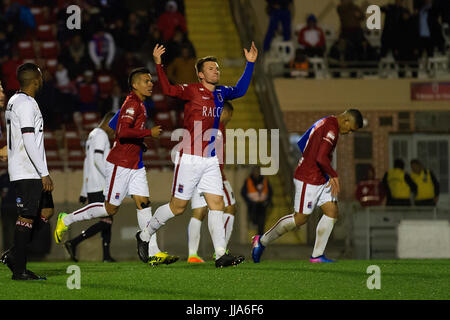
[394,158,404,169]
[223,101,234,112]
[410,159,422,167]
[346,109,364,129]
[128,67,151,91]
[17,63,41,88]
[195,56,218,74]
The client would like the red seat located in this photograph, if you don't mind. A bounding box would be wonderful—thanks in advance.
[36,24,55,41]
[82,112,100,130]
[159,131,176,149]
[17,41,36,59]
[30,7,43,24]
[44,131,58,150]
[65,131,83,150]
[97,74,114,98]
[154,112,174,130]
[40,41,58,59]
[68,149,84,170]
[46,150,64,170]
[46,58,58,74]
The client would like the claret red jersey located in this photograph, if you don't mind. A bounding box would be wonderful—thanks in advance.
[107,91,152,169]
[294,116,339,185]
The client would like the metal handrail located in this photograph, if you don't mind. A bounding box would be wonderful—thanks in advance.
[229,0,295,200]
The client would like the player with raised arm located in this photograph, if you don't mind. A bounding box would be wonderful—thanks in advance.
[187,102,237,263]
[251,109,363,263]
[54,67,179,266]
[63,112,117,262]
[148,42,257,268]
[1,63,54,280]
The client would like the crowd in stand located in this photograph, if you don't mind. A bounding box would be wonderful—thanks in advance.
[0,0,195,168]
[0,0,194,134]
[263,0,450,78]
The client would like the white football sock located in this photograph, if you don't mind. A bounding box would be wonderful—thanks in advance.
[136,207,161,256]
[137,207,152,242]
[63,202,108,226]
[312,215,336,258]
[208,210,226,260]
[188,217,202,256]
[148,203,175,236]
[223,213,234,247]
[260,213,296,247]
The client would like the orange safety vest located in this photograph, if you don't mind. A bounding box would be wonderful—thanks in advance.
[246,177,269,202]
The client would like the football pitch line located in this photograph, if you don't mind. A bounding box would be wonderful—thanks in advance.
[0,260,449,300]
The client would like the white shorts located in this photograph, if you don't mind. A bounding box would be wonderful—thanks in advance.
[191,179,236,209]
[293,178,337,214]
[172,152,223,201]
[104,161,150,206]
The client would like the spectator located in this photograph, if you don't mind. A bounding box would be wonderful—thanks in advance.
[410,159,440,206]
[0,170,17,251]
[328,37,357,77]
[76,69,99,112]
[1,49,21,97]
[60,33,93,79]
[382,158,417,206]
[167,46,198,84]
[0,31,11,64]
[355,38,379,69]
[297,14,326,57]
[416,0,445,57]
[394,10,419,62]
[88,27,116,71]
[113,51,144,92]
[126,12,147,52]
[263,0,294,52]
[380,0,411,57]
[355,165,385,207]
[157,1,187,42]
[4,0,35,40]
[241,166,273,235]
[336,0,365,48]
[288,48,309,78]
[55,63,76,94]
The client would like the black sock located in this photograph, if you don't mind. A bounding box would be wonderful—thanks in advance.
[70,221,105,247]
[27,217,51,255]
[12,220,33,274]
[101,222,112,259]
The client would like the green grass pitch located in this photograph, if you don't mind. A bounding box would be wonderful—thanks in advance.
[1,259,449,300]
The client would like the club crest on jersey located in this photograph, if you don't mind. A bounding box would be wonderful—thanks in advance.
[178,184,184,193]
[326,131,335,141]
[16,197,23,208]
[217,93,223,102]
[307,201,312,209]
[115,193,120,200]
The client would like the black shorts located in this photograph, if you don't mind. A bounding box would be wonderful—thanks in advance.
[87,191,105,204]
[13,179,54,219]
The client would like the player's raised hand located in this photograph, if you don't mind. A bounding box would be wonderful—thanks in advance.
[327,177,340,198]
[151,125,162,138]
[244,41,258,63]
[153,44,166,65]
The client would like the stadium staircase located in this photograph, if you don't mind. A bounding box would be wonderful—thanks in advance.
[185,0,296,243]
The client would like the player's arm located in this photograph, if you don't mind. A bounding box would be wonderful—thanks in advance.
[17,103,51,184]
[316,134,339,196]
[224,42,258,100]
[79,157,87,204]
[153,44,192,100]
[116,104,154,139]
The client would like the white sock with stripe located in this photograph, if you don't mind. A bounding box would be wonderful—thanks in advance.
[208,210,226,260]
[260,214,296,247]
[148,203,175,236]
[136,207,161,256]
[312,215,336,258]
[223,213,234,247]
[63,202,109,226]
[188,217,202,256]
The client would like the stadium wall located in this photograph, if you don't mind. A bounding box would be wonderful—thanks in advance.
[274,78,450,202]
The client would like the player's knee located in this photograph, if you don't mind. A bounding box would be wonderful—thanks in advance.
[294,212,309,226]
[169,200,186,216]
